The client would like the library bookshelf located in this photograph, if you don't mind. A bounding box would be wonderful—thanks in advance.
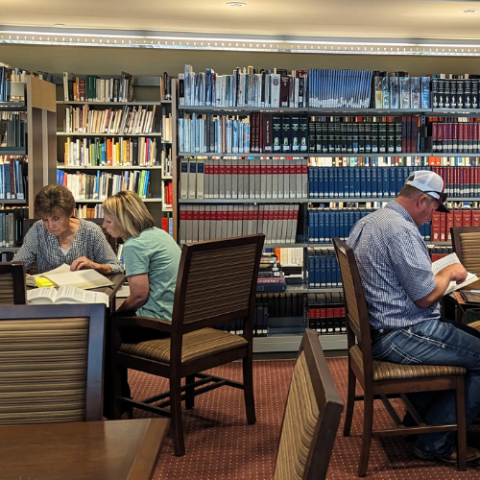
[173,68,480,352]
[0,75,56,259]
[55,74,176,239]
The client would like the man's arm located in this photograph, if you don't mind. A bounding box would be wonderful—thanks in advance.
[415,263,468,308]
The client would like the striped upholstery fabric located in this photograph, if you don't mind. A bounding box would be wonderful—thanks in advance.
[0,318,89,425]
[459,232,480,275]
[0,273,14,305]
[469,320,480,332]
[350,345,466,382]
[274,351,319,480]
[120,328,248,365]
[337,252,361,333]
[182,245,257,325]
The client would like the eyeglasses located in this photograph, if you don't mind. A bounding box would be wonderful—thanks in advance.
[423,190,447,204]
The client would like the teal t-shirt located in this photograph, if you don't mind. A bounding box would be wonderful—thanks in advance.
[123,227,181,321]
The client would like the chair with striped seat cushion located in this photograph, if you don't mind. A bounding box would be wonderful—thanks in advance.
[0,262,26,305]
[0,304,105,424]
[451,226,480,291]
[273,329,343,480]
[107,234,265,456]
[333,237,467,477]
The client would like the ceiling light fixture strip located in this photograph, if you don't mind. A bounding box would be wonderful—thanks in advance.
[1,32,480,56]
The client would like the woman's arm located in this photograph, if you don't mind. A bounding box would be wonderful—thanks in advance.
[12,224,39,272]
[116,274,149,312]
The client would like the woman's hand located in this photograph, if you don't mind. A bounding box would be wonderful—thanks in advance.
[70,256,112,274]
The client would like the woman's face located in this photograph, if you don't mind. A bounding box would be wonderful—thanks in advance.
[42,210,71,237]
[102,214,123,239]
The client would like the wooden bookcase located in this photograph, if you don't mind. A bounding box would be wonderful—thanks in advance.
[0,75,56,259]
[55,74,175,239]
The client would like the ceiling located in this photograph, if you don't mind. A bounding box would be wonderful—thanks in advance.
[2,0,480,43]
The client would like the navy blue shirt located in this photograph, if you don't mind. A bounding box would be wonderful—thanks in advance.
[347,201,439,330]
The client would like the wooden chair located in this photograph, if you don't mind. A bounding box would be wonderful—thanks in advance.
[107,234,265,456]
[273,329,343,480]
[0,304,105,424]
[0,261,27,305]
[332,237,467,476]
[451,226,480,290]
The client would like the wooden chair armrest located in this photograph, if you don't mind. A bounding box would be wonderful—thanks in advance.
[110,314,172,333]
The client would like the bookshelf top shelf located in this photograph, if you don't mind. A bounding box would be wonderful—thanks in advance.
[178,199,307,204]
[56,101,164,106]
[58,165,162,170]
[178,106,432,115]
[0,102,26,112]
[57,132,162,137]
[178,152,308,158]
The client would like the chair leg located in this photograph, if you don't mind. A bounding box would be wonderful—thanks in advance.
[243,355,256,425]
[170,376,185,456]
[343,365,356,436]
[185,375,195,410]
[456,377,467,471]
[112,365,132,419]
[358,391,374,477]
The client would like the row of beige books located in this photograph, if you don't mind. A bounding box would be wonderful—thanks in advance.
[178,204,299,245]
[62,105,160,135]
[179,158,308,200]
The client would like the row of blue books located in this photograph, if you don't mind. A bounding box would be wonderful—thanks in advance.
[308,69,373,109]
[308,165,429,199]
[308,209,431,243]
[308,251,342,289]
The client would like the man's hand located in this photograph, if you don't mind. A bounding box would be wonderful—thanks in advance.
[445,263,468,285]
[415,262,468,308]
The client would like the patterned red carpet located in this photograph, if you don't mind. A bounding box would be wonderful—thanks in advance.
[128,357,480,479]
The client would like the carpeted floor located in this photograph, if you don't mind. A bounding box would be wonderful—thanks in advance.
[128,357,480,479]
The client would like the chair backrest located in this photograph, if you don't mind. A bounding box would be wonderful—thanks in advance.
[170,234,265,346]
[332,237,374,378]
[274,329,343,480]
[0,304,105,425]
[451,226,480,276]
[0,262,27,305]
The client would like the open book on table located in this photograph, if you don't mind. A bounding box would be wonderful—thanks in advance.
[26,263,114,290]
[432,252,478,296]
[27,286,109,307]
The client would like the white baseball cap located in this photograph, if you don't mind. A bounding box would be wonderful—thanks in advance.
[405,170,449,213]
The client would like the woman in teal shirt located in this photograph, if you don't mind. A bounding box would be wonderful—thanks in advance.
[102,190,181,320]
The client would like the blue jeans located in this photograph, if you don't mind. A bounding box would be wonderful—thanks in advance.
[371,318,480,458]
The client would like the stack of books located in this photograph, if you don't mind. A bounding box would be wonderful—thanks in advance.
[257,252,287,293]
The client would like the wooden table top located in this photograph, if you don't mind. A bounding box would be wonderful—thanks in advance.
[0,418,168,480]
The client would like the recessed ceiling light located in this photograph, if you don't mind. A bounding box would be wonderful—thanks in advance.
[227,2,246,7]
[463,9,476,13]
[54,23,65,27]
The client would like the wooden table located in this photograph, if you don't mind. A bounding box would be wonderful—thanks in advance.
[0,418,168,480]
[95,273,126,314]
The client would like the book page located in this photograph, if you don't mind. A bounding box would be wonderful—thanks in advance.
[26,264,72,287]
[431,252,479,295]
[55,286,109,307]
[43,269,114,290]
[27,287,58,304]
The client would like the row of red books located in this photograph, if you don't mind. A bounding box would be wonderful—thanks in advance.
[431,209,480,242]
[429,121,480,153]
[308,307,346,319]
[432,166,480,197]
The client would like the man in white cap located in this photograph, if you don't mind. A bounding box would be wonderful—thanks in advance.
[347,169,480,464]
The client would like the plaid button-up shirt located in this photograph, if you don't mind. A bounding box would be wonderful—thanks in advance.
[347,201,439,330]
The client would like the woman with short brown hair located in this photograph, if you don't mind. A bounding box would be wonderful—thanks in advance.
[14,184,123,274]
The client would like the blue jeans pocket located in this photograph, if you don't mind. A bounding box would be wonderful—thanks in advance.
[372,330,422,365]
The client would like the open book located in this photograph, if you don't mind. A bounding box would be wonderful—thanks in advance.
[432,253,478,295]
[27,286,109,307]
[26,263,114,290]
